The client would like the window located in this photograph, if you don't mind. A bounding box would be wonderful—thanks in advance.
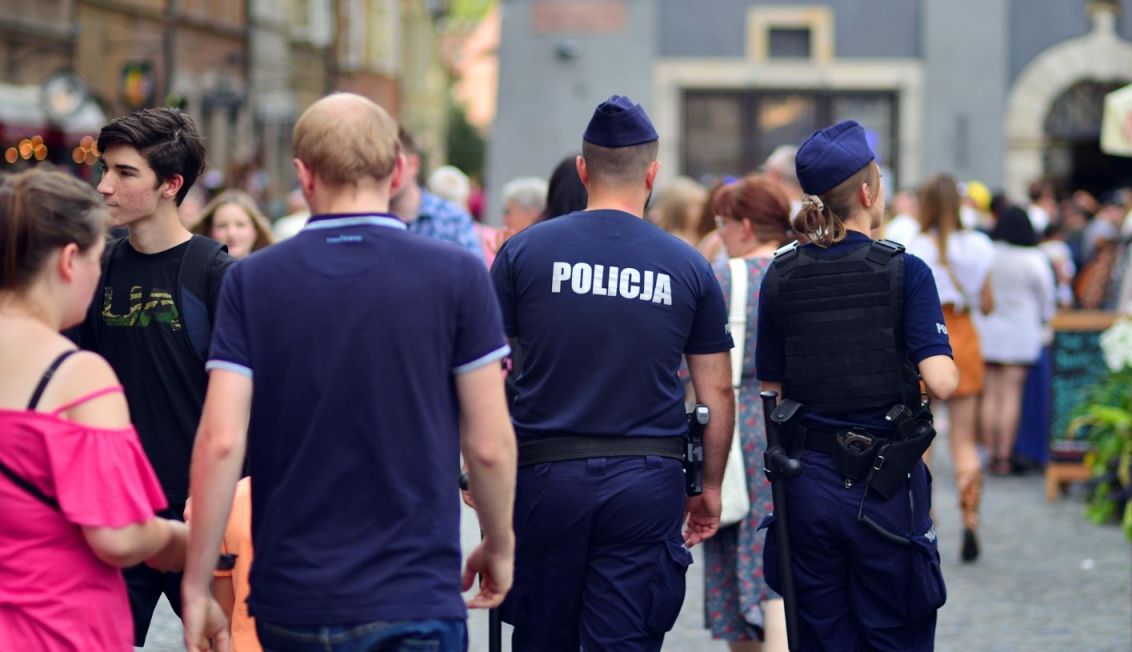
[768,28,812,59]
[682,90,898,185]
[292,0,334,47]
[748,6,833,62]
[343,0,366,70]
[366,0,401,74]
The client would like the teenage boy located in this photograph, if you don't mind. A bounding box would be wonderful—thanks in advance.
[77,107,236,646]
[182,92,516,652]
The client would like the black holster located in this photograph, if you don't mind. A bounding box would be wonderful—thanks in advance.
[834,430,882,481]
[685,405,708,496]
[866,419,936,499]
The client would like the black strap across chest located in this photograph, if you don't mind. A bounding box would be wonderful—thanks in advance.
[0,350,79,512]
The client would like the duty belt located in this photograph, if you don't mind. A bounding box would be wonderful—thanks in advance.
[795,424,889,457]
[518,435,686,467]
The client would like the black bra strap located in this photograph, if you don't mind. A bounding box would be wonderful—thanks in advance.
[27,350,79,411]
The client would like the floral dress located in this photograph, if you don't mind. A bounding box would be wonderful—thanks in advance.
[703,256,778,642]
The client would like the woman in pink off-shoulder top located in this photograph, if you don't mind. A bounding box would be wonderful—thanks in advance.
[0,169,191,651]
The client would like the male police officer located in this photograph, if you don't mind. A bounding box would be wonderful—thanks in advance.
[490,95,735,651]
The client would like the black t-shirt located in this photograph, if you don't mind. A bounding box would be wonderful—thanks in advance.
[77,238,234,505]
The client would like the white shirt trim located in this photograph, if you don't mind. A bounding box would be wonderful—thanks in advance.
[453,345,511,375]
[302,216,407,232]
[206,360,254,379]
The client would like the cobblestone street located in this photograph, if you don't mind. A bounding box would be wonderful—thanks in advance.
[138,429,1131,651]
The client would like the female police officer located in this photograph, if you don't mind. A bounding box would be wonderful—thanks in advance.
[754,120,960,651]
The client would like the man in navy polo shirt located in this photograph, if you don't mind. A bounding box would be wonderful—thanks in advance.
[490,95,736,651]
[181,93,517,652]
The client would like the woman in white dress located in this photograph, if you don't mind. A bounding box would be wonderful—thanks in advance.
[976,206,1056,474]
[908,175,994,563]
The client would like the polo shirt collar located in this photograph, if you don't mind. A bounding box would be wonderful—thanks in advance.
[303,213,407,231]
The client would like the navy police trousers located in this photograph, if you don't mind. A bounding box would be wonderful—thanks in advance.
[762,450,946,651]
[499,455,691,652]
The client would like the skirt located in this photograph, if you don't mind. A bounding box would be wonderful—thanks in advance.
[943,304,985,398]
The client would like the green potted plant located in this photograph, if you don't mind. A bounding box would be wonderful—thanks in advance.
[1072,316,1132,540]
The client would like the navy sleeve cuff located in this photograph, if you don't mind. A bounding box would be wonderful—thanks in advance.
[756,370,783,382]
[685,337,735,355]
[910,345,953,365]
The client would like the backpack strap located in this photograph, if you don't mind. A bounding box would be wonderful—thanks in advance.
[177,235,227,365]
[6,349,82,513]
[84,237,126,351]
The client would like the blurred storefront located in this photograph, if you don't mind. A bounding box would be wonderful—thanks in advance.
[0,78,105,180]
[490,0,1132,214]
[0,0,453,208]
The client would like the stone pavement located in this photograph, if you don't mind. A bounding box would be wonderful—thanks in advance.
[138,430,1131,651]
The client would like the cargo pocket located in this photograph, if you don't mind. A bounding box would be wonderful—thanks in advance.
[907,526,947,622]
[758,514,781,594]
[644,538,694,633]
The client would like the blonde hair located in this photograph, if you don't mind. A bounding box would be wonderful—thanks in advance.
[655,176,707,236]
[293,93,400,185]
[792,161,880,248]
[190,189,275,254]
[917,174,962,263]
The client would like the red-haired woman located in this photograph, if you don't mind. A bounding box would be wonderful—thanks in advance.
[703,175,794,652]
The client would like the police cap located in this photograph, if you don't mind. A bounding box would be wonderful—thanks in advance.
[583,95,659,148]
[795,120,876,196]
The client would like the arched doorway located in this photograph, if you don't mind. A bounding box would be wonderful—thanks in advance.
[1043,80,1132,196]
[1003,2,1132,199]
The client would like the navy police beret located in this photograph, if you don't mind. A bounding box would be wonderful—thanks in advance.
[795,120,876,196]
[583,95,659,148]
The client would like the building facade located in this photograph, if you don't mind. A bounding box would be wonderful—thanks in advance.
[0,0,451,206]
[488,0,1132,221]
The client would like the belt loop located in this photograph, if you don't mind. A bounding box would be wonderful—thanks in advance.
[587,457,607,475]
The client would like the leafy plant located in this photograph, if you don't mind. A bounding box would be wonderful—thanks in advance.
[1073,367,1132,539]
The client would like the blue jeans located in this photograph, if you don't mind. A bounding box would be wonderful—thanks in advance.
[256,619,466,652]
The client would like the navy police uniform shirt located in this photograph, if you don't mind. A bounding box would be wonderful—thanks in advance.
[755,231,952,434]
[491,209,733,441]
[207,214,509,626]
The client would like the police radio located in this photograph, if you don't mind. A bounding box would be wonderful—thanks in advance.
[685,404,708,496]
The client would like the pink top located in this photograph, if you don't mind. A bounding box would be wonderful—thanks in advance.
[0,391,167,652]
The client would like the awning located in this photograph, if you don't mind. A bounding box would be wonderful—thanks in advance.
[1101,83,1132,158]
[0,82,106,134]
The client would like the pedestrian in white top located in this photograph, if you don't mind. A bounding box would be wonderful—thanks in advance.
[907,174,994,563]
[975,207,1056,475]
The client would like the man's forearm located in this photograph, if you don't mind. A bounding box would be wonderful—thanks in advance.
[183,423,246,596]
[463,427,517,549]
[699,387,736,491]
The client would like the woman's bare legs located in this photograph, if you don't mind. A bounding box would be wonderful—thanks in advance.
[979,364,1005,463]
[992,364,1029,465]
[948,394,982,561]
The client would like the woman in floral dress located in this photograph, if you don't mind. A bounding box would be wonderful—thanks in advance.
[703,175,796,652]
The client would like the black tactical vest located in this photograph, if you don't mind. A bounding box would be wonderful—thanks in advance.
[765,239,910,416]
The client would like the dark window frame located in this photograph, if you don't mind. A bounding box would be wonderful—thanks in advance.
[681,89,900,187]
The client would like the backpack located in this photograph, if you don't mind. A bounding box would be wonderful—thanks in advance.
[93,235,227,364]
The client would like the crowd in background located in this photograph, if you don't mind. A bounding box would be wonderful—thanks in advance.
[7,126,1132,651]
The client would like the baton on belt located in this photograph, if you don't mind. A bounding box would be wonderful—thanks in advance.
[760,391,803,652]
[459,472,503,652]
